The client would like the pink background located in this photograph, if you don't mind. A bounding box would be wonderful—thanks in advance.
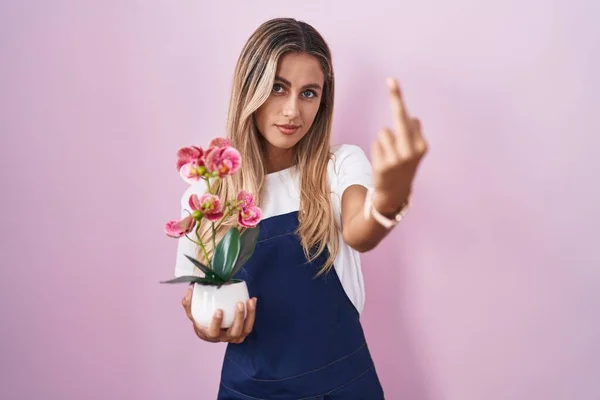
[1,1,599,399]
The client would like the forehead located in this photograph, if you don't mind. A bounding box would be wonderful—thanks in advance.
[276,52,324,86]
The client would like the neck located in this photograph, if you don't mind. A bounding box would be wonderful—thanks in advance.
[263,143,296,174]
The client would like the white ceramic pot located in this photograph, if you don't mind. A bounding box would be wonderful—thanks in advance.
[190,279,250,329]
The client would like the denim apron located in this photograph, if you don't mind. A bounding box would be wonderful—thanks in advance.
[217,211,385,399]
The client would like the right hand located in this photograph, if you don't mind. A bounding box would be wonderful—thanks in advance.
[181,286,257,344]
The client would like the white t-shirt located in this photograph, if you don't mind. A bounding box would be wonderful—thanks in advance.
[174,144,373,314]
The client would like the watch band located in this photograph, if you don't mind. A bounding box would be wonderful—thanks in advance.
[363,187,409,229]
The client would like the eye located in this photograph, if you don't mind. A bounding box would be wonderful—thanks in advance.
[272,84,285,94]
[302,90,317,99]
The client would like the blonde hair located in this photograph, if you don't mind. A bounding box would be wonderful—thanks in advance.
[197,17,339,275]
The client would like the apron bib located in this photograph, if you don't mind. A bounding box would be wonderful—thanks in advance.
[217,211,384,399]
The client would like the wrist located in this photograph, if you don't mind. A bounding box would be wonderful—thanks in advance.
[373,192,410,218]
[363,188,410,229]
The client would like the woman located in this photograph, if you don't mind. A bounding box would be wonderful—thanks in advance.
[176,17,427,399]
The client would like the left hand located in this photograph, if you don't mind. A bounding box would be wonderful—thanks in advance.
[182,286,257,344]
[371,78,428,215]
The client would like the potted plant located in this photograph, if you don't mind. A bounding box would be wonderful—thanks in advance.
[161,137,262,328]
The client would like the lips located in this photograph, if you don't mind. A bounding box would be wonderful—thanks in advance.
[276,124,300,135]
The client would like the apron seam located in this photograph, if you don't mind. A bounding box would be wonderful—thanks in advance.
[257,231,295,244]
[220,365,376,400]
[224,341,367,382]
[296,365,375,400]
[319,365,378,398]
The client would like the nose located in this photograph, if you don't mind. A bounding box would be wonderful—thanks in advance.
[282,95,300,119]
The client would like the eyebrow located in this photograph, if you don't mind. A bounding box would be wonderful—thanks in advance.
[275,76,322,91]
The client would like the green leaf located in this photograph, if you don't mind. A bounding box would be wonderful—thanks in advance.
[212,227,241,281]
[192,277,224,286]
[230,226,260,278]
[159,275,224,286]
[160,275,205,284]
[184,254,225,282]
[160,275,198,284]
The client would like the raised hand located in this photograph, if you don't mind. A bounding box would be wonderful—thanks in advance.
[371,78,428,215]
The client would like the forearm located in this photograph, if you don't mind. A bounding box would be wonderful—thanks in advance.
[341,185,408,253]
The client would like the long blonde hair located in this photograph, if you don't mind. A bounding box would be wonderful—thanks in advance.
[196,18,339,275]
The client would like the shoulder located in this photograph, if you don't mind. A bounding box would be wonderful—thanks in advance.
[328,143,373,194]
[330,143,372,172]
[331,143,369,165]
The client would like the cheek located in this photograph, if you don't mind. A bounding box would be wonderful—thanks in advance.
[255,100,277,131]
[302,102,321,127]
[254,108,269,135]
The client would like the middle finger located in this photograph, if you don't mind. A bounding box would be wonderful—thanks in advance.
[227,302,246,339]
[182,287,194,321]
[387,78,412,151]
[242,298,257,336]
[205,309,224,340]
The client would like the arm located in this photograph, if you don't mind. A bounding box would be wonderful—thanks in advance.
[341,184,407,253]
[342,78,428,253]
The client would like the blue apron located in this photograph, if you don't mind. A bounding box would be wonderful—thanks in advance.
[218,211,385,399]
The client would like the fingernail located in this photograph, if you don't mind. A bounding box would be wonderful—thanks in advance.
[237,303,244,311]
[387,77,395,88]
[215,309,223,318]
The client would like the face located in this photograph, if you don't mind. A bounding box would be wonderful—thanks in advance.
[254,52,325,154]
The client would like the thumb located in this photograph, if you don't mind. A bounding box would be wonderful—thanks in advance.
[183,286,194,317]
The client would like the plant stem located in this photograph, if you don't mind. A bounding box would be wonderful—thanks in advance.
[215,208,235,231]
[195,219,212,269]
[211,221,216,252]
[204,176,220,251]
[185,234,202,246]
[198,240,212,269]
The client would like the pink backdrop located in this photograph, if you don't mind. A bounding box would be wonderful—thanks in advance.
[2,1,599,399]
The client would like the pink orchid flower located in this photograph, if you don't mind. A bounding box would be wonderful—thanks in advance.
[206,146,242,178]
[236,190,256,209]
[164,192,226,238]
[179,163,206,184]
[177,146,208,184]
[204,137,230,163]
[208,137,230,148]
[238,205,262,228]
[190,193,224,221]
[176,146,204,171]
[164,215,196,238]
